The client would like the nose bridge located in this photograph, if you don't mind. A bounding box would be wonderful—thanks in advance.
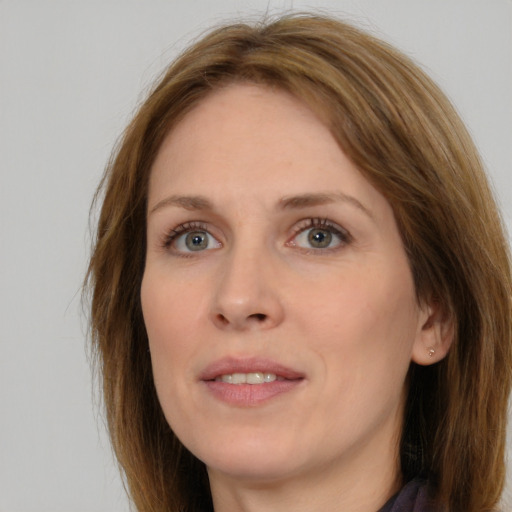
[211,232,284,330]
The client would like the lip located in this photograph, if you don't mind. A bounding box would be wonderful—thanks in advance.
[199,357,305,407]
[199,356,305,381]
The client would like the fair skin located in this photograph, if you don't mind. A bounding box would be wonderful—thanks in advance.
[141,83,448,512]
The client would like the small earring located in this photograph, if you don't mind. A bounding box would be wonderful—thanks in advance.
[427,347,435,358]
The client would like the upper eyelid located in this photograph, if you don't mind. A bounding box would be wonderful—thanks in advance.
[169,221,208,235]
[290,218,351,237]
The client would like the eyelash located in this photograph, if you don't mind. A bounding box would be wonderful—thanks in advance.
[288,218,352,253]
[161,221,210,249]
[160,218,352,254]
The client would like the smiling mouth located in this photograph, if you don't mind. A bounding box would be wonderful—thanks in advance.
[200,357,304,382]
[214,372,286,384]
[201,358,305,406]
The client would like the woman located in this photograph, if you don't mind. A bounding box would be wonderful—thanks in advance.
[86,14,512,512]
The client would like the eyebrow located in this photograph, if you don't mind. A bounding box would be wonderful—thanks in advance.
[149,192,374,220]
[279,192,374,220]
[149,195,214,214]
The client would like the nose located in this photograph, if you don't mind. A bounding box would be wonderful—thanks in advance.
[210,243,285,331]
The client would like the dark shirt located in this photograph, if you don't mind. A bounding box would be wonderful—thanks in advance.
[378,479,434,512]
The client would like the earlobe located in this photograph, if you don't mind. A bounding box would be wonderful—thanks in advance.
[411,300,454,366]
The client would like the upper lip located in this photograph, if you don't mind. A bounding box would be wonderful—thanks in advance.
[199,357,305,381]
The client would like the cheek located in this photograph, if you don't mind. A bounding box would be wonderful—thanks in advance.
[298,264,419,373]
[142,268,206,342]
[140,271,208,426]
[140,270,207,390]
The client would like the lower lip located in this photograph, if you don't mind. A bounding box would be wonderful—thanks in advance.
[203,379,303,406]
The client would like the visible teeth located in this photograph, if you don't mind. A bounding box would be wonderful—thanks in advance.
[215,372,277,384]
[247,372,264,384]
[232,373,247,384]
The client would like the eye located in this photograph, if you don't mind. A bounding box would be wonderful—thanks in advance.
[290,219,350,251]
[164,222,222,254]
[175,230,218,252]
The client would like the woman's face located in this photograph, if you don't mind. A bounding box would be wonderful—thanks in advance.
[142,84,433,486]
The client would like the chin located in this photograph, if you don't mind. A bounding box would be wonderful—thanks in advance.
[187,430,306,482]
[205,454,303,484]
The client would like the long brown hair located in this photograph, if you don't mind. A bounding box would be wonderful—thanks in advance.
[86,14,512,511]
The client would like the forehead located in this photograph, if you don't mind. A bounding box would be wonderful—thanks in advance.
[147,83,385,215]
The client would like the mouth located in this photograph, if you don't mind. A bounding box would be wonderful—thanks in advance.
[214,372,285,384]
[200,357,305,406]
[200,356,304,382]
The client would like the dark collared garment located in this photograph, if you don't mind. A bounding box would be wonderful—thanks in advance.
[378,479,435,512]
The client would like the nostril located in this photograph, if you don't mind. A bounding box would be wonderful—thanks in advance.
[249,313,267,322]
[213,311,271,329]
[216,314,229,326]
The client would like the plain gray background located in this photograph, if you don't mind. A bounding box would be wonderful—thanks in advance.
[1,1,511,511]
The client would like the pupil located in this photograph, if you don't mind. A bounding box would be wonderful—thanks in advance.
[185,231,208,251]
[308,229,331,248]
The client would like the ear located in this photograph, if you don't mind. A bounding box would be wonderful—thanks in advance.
[411,298,454,366]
